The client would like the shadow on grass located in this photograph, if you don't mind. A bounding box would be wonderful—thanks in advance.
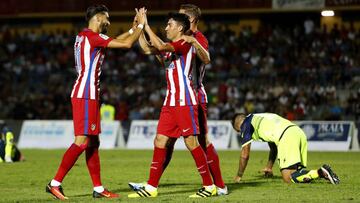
[252,174,283,180]
[72,176,283,198]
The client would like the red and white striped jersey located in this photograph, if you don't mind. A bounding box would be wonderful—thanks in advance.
[162,40,198,107]
[70,28,112,100]
[192,31,209,104]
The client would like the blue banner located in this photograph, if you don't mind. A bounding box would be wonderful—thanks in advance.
[298,122,351,141]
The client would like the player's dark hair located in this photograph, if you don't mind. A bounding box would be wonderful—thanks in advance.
[180,4,201,23]
[85,5,109,23]
[231,113,246,129]
[167,12,190,33]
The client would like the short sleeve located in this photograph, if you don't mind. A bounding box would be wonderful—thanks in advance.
[194,33,209,51]
[169,40,191,55]
[240,115,254,147]
[89,33,113,48]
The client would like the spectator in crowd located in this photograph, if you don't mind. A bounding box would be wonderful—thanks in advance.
[0,18,359,123]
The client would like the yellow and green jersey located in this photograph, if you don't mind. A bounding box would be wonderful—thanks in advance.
[239,113,297,147]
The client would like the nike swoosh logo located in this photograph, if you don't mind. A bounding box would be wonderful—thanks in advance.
[182,128,190,132]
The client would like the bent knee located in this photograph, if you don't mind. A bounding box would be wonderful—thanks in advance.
[154,134,168,148]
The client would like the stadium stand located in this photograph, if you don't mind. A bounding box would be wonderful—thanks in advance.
[0,0,359,126]
[0,19,359,122]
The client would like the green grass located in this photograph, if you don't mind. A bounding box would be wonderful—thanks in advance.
[0,149,359,202]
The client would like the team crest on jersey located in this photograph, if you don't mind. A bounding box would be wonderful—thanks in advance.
[91,124,96,131]
[99,33,109,40]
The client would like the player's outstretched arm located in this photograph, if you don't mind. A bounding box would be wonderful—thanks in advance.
[261,142,277,177]
[107,8,146,49]
[144,24,174,52]
[138,32,164,66]
[234,143,251,183]
[138,32,159,55]
[179,35,210,64]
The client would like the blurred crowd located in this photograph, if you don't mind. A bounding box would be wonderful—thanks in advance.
[0,19,360,122]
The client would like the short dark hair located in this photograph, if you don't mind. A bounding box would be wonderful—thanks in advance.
[231,113,246,129]
[85,5,109,23]
[167,12,190,33]
[180,4,201,22]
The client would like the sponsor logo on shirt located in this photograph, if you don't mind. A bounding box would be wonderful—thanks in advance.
[168,62,175,69]
[99,34,109,40]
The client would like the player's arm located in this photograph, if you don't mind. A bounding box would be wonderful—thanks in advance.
[234,143,251,183]
[114,29,135,41]
[107,8,146,49]
[138,32,165,66]
[261,142,277,177]
[144,24,175,52]
[179,35,210,64]
[138,32,160,55]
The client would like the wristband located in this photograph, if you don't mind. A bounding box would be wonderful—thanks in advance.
[128,28,134,35]
[137,24,144,29]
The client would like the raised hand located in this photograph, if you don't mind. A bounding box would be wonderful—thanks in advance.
[136,7,146,25]
[133,8,142,27]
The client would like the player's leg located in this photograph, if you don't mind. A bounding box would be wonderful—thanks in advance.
[85,136,119,198]
[0,138,5,163]
[178,105,215,197]
[46,98,89,200]
[197,103,227,194]
[11,145,24,162]
[299,132,340,184]
[279,128,326,184]
[281,165,320,183]
[54,135,88,182]
[285,165,339,184]
[4,131,15,162]
[84,99,118,198]
[184,135,216,197]
[128,107,176,198]
[47,135,88,200]
[129,137,177,192]
[128,133,169,198]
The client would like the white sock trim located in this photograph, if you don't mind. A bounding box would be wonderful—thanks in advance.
[145,184,157,192]
[204,184,215,190]
[50,179,61,187]
[94,186,104,193]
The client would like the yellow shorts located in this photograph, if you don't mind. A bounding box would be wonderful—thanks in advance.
[277,126,308,169]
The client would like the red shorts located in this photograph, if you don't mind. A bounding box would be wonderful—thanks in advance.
[198,103,208,135]
[157,105,199,138]
[71,98,101,136]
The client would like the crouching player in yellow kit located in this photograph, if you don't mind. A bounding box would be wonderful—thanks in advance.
[0,124,24,163]
[231,113,340,184]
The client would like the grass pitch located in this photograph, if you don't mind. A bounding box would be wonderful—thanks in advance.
[0,149,359,202]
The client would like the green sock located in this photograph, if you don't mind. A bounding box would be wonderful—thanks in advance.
[291,169,319,183]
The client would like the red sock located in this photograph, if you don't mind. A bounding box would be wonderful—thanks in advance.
[54,144,85,182]
[206,144,225,188]
[147,147,166,187]
[191,146,213,186]
[86,147,102,187]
